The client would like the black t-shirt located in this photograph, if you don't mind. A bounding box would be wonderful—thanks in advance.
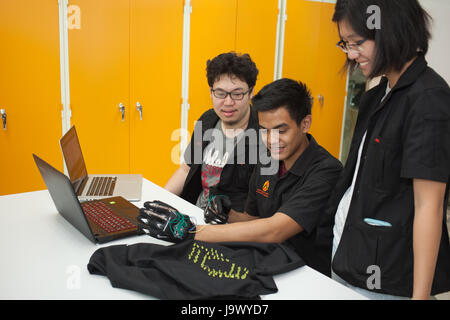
[87,240,305,300]
[245,134,343,276]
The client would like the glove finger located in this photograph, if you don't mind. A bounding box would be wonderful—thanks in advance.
[216,207,229,224]
[144,200,178,216]
[139,208,175,234]
[213,196,230,213]
[203,208,215,224]
[138,224,171,241]
[144,200,168,211]
[139,208,168,224]
[214,197,223,215]
[151,200,179,212]
[137,221,160,238]
[137,211,171,239]
[204,207,225,225]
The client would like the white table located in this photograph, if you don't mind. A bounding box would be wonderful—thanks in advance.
[0,178,366,300]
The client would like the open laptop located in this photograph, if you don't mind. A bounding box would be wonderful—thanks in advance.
[33,154,143,244]
[60,125,142,202]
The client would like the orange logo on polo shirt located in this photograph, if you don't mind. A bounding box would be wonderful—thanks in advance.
[256,180,270,198]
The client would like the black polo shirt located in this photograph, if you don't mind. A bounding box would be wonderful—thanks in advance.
[245,134,343,276]
[330,54,450,297]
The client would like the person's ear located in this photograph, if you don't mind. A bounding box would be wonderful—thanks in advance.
[302,115,312,133]
[249,87,255,100]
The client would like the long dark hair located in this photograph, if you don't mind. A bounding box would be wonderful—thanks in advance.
[333,0,432,79]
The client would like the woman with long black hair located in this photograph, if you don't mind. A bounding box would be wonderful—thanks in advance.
[329,0,450,299]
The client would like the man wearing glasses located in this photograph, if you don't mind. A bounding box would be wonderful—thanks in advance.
[165,52,260,213]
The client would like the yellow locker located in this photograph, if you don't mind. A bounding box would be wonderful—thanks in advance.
[314,3,348,158]
[283,0,347,159]
[0,0,62,195]
[188,0,280,133]
[188,0,238,135]
[68,0,183,187]
[283,0,322,94]
[68,0,131,175]
[129,0,184,186]
[235,0,279,93]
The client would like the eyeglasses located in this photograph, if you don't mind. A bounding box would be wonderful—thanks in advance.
[336,39,367,53]
[211,88,252,101]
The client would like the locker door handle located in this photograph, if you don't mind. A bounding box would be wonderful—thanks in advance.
[136,102,143,120]
[118,103,125,122]
[318,94,325,108]
[0,109,6,130]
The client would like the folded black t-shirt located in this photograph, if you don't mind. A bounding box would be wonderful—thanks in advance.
[87,240,305,299]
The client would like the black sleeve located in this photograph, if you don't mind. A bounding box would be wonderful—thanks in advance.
[244,166,259,216]
[278,159,343,234]
[183,119,204,167]
[401,87,450,183]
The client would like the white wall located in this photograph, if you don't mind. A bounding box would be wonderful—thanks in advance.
[419,0,449,84]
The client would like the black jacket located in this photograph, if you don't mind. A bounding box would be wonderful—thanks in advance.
[330,54,450,297]
[180,108,261,212]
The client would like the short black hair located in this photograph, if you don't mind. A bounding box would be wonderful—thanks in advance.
[252,78,312,126]
[333,0,432,79]
[206,52,259,89]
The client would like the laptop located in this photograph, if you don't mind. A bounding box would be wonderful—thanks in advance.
[60,125,142,202]
[33,154,143,244]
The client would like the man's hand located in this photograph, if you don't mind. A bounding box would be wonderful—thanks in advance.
[138,200,195,243]
[204,191,232,224]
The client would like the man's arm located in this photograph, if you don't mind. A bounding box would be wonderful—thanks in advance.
[195,212,303,243]
[412,178,446,300]
[164,163,190,196]
[228,209,259,223]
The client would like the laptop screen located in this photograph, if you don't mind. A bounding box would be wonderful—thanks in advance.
[60,126,88,186]
[32,154,96,243]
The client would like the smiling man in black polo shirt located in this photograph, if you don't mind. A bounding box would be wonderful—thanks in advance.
[141,79,343,276]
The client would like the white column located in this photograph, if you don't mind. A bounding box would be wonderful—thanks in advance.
[274,0,287,80]
[180,0,192,164]
[58,0,71,175]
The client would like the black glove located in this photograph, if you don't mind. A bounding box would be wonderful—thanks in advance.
[138,200,195,243]
[204,190,232,225]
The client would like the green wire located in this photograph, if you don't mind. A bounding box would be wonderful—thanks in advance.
[169,210,188,239]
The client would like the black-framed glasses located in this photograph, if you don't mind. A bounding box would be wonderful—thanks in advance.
[211,87,252,101]
[336,39,367,53]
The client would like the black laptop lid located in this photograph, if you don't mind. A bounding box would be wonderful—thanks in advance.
[32,154,96,243]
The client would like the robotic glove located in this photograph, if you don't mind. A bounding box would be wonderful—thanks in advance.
[203,188,232,224]
[138,200,195,243]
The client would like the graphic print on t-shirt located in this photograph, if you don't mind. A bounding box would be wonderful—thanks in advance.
[196,120,242,209]
[187,242,250,279]
[200,147,229,192]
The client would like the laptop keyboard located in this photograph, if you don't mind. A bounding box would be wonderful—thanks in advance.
[81,201,135,234]
[86,176,117,196]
